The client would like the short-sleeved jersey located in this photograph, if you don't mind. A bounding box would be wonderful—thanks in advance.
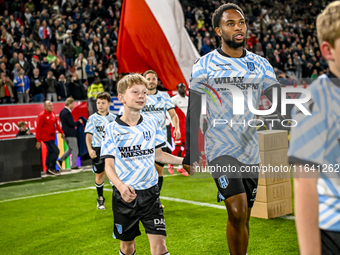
[84,112,116,147]
[190,48,278,164]
[141,91,174,141]
[101,116,166,190]
[171,94,188,116]
[288,73,340,232]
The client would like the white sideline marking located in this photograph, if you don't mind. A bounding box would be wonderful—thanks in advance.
[0,187,91,203]
[99,187,295,220]
[0,186,296,221]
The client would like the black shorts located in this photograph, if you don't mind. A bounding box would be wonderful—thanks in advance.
[209,155,259,208]
[321,229,340,254]
[155,147,171,168]
[92,147,105,174]
[112,184,166,241]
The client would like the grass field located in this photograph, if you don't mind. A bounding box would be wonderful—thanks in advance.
[0,168,299,255]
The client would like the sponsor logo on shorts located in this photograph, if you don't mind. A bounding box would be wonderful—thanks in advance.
[218,175,229,189]
[154,219,165,226]
[252,188,257,195]
[116,224,123,234]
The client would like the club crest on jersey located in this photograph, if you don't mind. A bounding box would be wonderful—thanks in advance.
[157,97,161,101]
[218,175,229,189]
[246,62,255,71]
[116,224,123,234]
[143,131,151,141]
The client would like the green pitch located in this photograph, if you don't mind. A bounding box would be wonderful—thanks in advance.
[0,170,298,254]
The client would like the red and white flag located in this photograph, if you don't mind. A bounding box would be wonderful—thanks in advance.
[117,0,200,90]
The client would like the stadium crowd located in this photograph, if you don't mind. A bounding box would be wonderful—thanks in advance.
[0,0,332,104]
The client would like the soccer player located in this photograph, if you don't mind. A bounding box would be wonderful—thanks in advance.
[289,2,340,254]
[183,3,281,254]
[101,74,185,255]
[142,70,182,191]
[85,92,116,210]
[168,83,188,176]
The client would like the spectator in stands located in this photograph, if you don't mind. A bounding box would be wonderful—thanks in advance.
[32,19,41,43]
[45,71,58,102]
[200,39,211,55]
[14,68,30,103]
[12,63,21,80]
[93,62,106,80]
[293,52,303,81]
[39,56,51,78]
[271,50,283,70]
[104,72,117,96]
[69,73,86,100]
[25,0,35,14]
[55,26,66,59]
[16,121,33,137]
[1,29,14,44]
[18,53,31,76]
[57,97,83,170]
[30,68,45,102]
[24,42,35,61]
[38,20,52,51]
[35,100,64,175]
[88,50,97,65]
[30,55,40,76]
[74,41,83,58]
[63,37,75,75]
[284,56,296,80]
[57,74,70,101]
[0,63,11,78]
[85,58,95,85]
[87,76,104,115]
[0,72,15,104]
[75,53,88,82]
[9,52,19,72]
[55,58,66,76]
[310,69,319,82]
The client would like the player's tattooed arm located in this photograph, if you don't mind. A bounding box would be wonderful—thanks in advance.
[168,108,181,140]
[155,147,183,165]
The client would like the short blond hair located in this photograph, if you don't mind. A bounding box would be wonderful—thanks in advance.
[65,97,74,106]
[117,74,148,94]
[316,1,340,48]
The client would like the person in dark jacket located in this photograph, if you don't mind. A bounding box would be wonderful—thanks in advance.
[39,57,51,78]
[45,71,58,101]
[57,97,83,170]
[30,68,45,102]
[57,74,70,101]
[69,73,86,100]
[16,121,34,137]
[62,37,75,74]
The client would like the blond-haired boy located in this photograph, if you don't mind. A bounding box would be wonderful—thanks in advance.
[101,74,185,255]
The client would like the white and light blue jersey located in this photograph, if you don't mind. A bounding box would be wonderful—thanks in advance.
[288,72,340,232]
[84,112,116,147]
[190,48,278,164]
[141,91,174,143]
[101,116,166,190]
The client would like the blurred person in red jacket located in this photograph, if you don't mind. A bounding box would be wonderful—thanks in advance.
[35,100,64,175]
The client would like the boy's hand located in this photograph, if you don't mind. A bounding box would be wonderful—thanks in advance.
[89,149,97,159]
[183,161,200,175]
[118,184,137,203]
[173,128,181,140]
